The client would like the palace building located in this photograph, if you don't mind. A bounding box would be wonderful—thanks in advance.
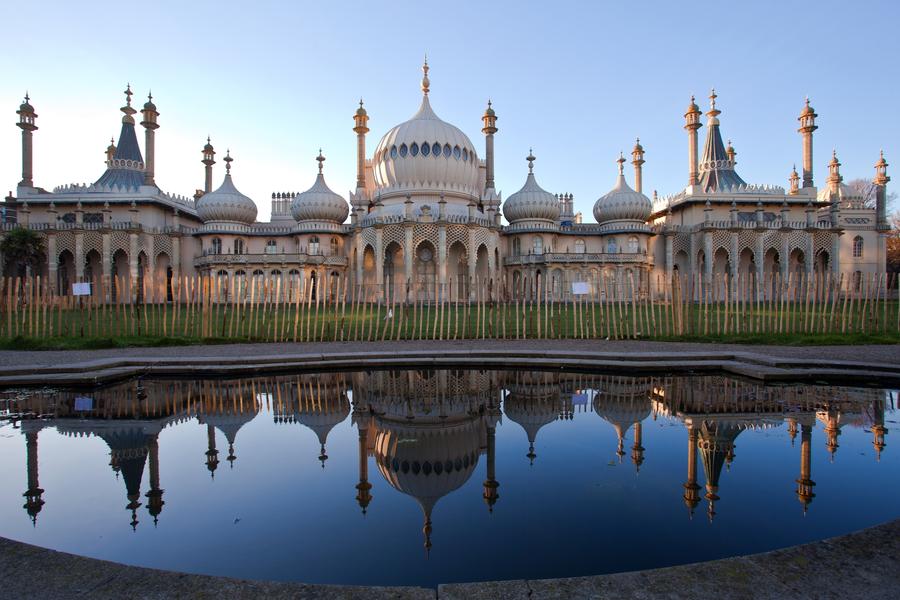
[1,62,890,300]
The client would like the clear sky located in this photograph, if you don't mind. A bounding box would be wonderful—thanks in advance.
[1,0,897,221]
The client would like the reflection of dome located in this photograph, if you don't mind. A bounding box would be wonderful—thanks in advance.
[503,152,560,224]
[372,63,480,201]
[199,408,258,467]
[196,157,258,224]
[291,152,350,224]
[284,386,350,467]
[593,160,652,224]
[593,384,652,457]
[374,416,482,550]
[503,379,560,464]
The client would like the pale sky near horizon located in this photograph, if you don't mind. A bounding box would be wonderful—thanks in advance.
[1,0,897,221]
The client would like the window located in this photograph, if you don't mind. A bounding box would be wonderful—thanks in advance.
[628,236,639,253]
[399,144,408,157]
[421,141,430,156]
[211,238,222,255]
[329,237,338,255]
[852,236,864,259]
[252,269,265,277]
[607,238,618,253]
[453,145,461,160]
[443,144,451,157]
[390,146,398,159]
[463,148,469,162]
[432,142,441,156]
[574,239,585,254]
[233,239,244,255]
[512,237,521,256]
[411,142,419,156]
[265,240,277,254]
[533,236,544,255]
[309,235,320,255]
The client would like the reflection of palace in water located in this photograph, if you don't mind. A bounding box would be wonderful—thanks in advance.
[3,372,892,545]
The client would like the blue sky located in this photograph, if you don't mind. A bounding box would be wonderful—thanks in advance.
[1,0,897,220]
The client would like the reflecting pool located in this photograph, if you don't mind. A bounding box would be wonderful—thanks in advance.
[0,371,897,588]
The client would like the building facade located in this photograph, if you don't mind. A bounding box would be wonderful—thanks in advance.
[1,64,890,301]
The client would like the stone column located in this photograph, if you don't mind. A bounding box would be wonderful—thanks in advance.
[46,233,58,294]
[145,236,156,302]
[438,225,447,300]
[831,233,840,277]
[355,233,364,295]
[781,235,790,280]
[374,228,384,303]
[805,233,815,275]
[703,231,713,281]
[665,234,674,277]
[102,232,112,302]
[404,226,414,303]
[730,232,739,301]
[467,228,477,302]
[129,232,139,302]
[172,235,182,281]
[74,231,85,282]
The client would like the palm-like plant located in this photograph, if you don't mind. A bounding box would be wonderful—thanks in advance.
[0,227,45,278]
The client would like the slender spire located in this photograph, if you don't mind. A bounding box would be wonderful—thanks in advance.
[617,152,626,176]
[317,148,325,174]
[421,55,430,95]
[526,149,535,173]
[224,149,233,175]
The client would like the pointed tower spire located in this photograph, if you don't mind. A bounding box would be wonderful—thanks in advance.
[353,98,369,191]
[421,55,430,95]
[798,97,818,188]
[789,164,800,195]
[617,152,626,176]
[684,95,702,186]
[527,148,535,173]
[874,150,890,230]
[224,149,233,175]
[482,99,498,191]
[631,138,645,193]
[202,137,216,194]
[697,89,745,192]
[140,90,159,187]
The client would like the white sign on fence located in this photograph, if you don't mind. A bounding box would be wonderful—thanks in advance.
[72,282,92,296]
[572,281,590,295]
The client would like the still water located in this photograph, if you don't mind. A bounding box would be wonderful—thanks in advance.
[0,370,897,588]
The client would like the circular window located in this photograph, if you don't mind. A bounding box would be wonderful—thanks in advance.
[421,141,430,156]
[418,247,434,262]
[410,142,419,156]
[399,144,408,157]
[432,142,441,156]
[390,145,398,159]
[443,144,451,157]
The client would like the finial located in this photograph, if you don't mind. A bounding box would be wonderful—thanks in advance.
[359,98,364,108]
[224,149,233,175]
[526,148,535,173]
[421,55,430,95]
[147,90,153,103]
[709,88,717,109]
[488,99,492,108]
[617,152,626,175]
[316,148,325,173]
[207,135,211,144]
[24,91,30,103]
[124,83,133,107]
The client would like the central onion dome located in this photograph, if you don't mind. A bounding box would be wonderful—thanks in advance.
[593,155,652,225]
[503,151,560,224]
[372,60,480,199]
[196,152,258,224]
[291,151,350,223]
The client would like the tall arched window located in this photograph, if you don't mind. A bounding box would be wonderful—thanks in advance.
[574,239,585,254]
[852,236,864,259]
[512,237,521,256]
[211,238,222,255]
[233,239,245,255]
[533,236,544,255]
[628,236,639,253]
[265,240,277,254]
[607,238,618,254]
[309,236,320,255]
[329,237,338,256]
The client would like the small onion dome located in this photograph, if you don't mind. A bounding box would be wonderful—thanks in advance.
[800,97,815,116]
[203,137,214,153]
[291,151,350,223]
[685,95,700,114]
[503,151,560,223]
[19,93,35,113]
[143,92,157,112]
[196,151,258,224]
[593,155,652,224]
[484,101,495,118]
[355,99,367,117]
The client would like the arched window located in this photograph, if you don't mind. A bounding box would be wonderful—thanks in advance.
[390,146,398,159]
[252,269,265,278]
[607,238,618,254]
[329,237,338,255]
[462,148,469,162]
[852,236,864,259]
[421,141,430,156]
[233,239,244,255]
[432,142,441,156]
[533,236,544,255]
[399,144,408,157]
[211,237,222,255]
[512,237,521,256]
[411,142,419,156]
[574,239,585,254]
[309,236,320,255]
[628,236,639,253]
[453,145,461,160]
[265,240,277,254]
[443,144,451,157]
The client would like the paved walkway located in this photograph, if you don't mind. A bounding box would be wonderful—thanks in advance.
[1,519,897,599]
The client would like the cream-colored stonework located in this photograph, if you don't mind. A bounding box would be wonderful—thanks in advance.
[2,70,889,302]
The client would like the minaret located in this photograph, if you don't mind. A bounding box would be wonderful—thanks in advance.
[105,137,117,162]
[631,421,645,472]
[145,434,164,525]
[202,137,216,194]
[23,428,45,525]
[140,91,159,187]
[482,100,498,191]
[483,424,500,512]
[798,98,818,189]
[631,138,645,194]
[796,423,815,514]
[873,151,890,230]
[205,423,219,477]
[684,95,702,186]
[826,150,842,198]
[355,424,372,514]
[683,425,701,518]
[725,139,736,165]
[353,99,369,191]
[16,93,38,188]
[871,396,888,461]
[789,165,800,195]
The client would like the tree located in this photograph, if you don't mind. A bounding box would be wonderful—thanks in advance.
[846,178,897,210]
[888,211,900,277]
[0,227,45,278]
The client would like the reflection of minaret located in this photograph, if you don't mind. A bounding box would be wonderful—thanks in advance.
[697,419,743,522]
[819,407,841,462]
[795,423,816,514]
[22,425,45,525]
[205,424,219,477]
[787,418,798,447]
[145,434,164,526]
[594,378,652,466]
[871,397,888,461]
[631,422,645,472]
[683,425,701,518]
[483,424,500,512]
[355,422,373,514]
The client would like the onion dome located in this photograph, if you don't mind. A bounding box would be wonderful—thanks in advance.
[503,151,560,224]
[142,91,157,112]
[372,60,480,198]
[290,151,350,223]
[593,154,652,224]
[355,99,367,118]
[800,97,816,116]
[18,93,35,114]
[196,151,258,224]
[686,95,700,115]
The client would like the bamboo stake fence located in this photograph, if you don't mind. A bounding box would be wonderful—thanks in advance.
[1,272,898,343]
